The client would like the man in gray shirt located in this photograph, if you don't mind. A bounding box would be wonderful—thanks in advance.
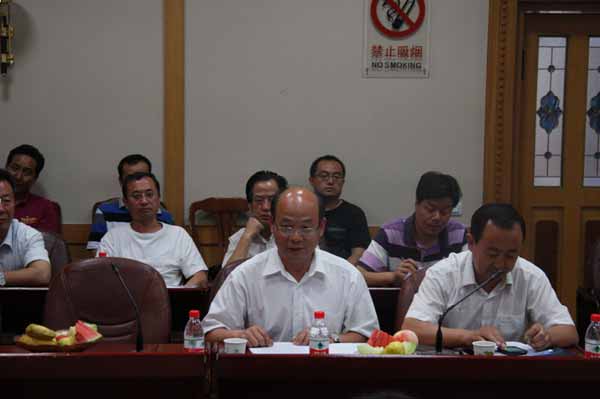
[0,169,50,287]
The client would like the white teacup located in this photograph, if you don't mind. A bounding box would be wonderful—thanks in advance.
[472,340,497,356]
[224,338,248,354]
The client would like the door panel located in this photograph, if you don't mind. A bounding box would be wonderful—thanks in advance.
[519,14,600,314]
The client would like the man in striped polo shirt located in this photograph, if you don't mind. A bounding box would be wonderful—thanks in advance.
[358,171,467,287]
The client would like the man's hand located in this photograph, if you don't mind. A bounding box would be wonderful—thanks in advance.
[392,259,419,284]
[240,325,273,347]
[293,328,310,345]
[243,216,264,238]
[524,323,551,351]
[466,325,506,347]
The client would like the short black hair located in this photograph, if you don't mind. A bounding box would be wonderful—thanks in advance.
[122,172,161,199]
[470,203,526,243]
[309,155,346,177]
[118,154,152,181]
[0,168,16,193]
[271,187,324,222]
[415,171,462,207]
[6,144,45,177]
[245,170,288,203]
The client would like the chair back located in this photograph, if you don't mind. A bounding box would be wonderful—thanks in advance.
[589,238,600,290]
[189,197,248,266]
[209,258,248,303]
[394,268,427,331]
[44,257,171,343]
[42,231,71,279]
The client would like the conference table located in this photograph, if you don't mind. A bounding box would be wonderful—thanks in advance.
[1,343,207,398]
[0,287,399,342]
[1,342,598,399]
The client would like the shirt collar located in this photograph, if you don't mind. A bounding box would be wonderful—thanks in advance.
[0,219,16,249]
[262,248,325,281]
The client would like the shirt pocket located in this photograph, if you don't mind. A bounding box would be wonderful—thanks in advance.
[496,314,526,342]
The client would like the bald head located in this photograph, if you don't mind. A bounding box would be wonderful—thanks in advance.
[272,187,324,222]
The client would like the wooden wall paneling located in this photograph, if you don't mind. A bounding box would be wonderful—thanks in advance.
[164,0,185,225]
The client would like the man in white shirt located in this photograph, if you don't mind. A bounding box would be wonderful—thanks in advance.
[0,169,50,287]
[222,170,287,266]
[203,187,379,347]
[98,172,208,288]
[403,203,578,350]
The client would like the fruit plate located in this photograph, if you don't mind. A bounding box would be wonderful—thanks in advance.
[15,336,99,353]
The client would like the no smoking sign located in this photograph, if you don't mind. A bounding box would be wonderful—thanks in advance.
[370,0,426,39]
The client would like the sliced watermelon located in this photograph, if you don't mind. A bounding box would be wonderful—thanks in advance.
[368,329,394,348]
[75,320,102,343]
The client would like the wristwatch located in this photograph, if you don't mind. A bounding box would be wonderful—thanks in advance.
[0,271,6,286]
[331,333,340,343]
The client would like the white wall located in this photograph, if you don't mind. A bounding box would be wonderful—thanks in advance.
[185,0,489,225]
[1,0,163,224]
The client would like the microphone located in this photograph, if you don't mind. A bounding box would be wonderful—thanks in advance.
[111,262,144,352]
[435,269,505,353]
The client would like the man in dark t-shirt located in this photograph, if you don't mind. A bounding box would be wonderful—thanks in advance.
[309,155,371,264]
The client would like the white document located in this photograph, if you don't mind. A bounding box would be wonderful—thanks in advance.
[249,342,361,355]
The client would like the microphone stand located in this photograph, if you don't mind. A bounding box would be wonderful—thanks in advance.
[435,269,505,354]
[111,263,144,352]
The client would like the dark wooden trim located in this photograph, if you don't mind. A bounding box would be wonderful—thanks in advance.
[163,0,185,225]
[484,0,519,203]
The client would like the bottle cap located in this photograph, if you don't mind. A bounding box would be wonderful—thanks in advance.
[189,309,200,318]
[314,311,325,319]
[98,251,107,257]
[592,313,600,322]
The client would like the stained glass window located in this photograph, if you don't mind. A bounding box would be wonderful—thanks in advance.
[584,37,600,187]
[534,37,566,187]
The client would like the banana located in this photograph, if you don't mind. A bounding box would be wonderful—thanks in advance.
[25,323,57,340]
[17,334,57,347]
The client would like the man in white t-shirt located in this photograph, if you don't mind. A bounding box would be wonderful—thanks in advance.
[98,172,208,288]
[403,203,577,350]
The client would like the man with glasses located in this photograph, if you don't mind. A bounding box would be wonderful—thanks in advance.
[222,170,288,266]
[0,169,51,287]
[5,144,61,234]
[203,187,378,347]
[97,172,208,288]
[309,155,370,265]
[358,171,467,287]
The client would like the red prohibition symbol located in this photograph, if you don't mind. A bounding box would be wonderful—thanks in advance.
[370,0,426,39]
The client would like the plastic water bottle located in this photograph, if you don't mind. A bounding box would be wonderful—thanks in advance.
[184,309,204,353]
[309,310,329,356]
[585,313,600,359]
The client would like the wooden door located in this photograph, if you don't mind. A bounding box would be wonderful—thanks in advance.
[518,14,600,314]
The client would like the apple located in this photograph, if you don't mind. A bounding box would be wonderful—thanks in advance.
[393,329,419,346]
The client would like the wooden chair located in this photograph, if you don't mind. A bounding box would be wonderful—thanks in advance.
[188,197,248,267]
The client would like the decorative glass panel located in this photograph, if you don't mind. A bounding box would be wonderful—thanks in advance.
[584,37,600,187]
[534,37,566,187]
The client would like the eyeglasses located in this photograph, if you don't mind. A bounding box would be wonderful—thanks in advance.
[276,224,319,237]
[315,172,344,182]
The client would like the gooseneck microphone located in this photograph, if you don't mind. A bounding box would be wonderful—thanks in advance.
[111,262,144,352]
[435,269,505,353]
